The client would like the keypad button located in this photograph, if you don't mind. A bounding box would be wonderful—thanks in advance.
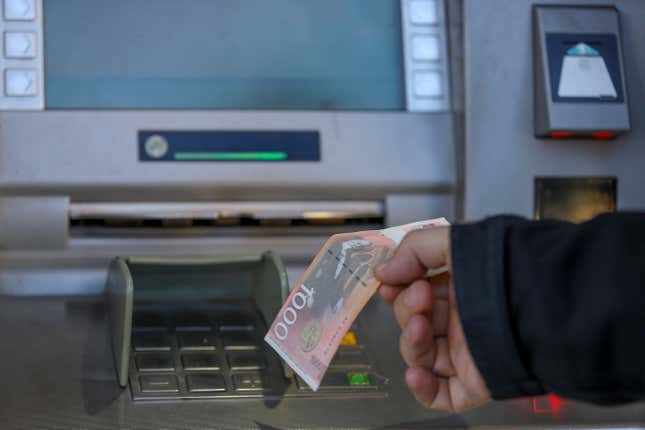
[4,69,37,97]
[135,354,175,372]
[414,71,442,97]
[140,375,179,393]
[186,374,227,392]
[227,350,266,370]
[297,372,376,390]
[181,353,221,371]
[4,0,35,20]
[4,32,36,59]
[232,372,268,392]
[347,372,372,387]
[178,333,216,351]
[412,35,440,61]
[330,348,371,369]
[409,0,437,25]
[132,332,172,351]
[340,331,358,346]
[221,329,258,350]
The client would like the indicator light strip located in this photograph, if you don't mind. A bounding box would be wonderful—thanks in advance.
[174,152,288,161]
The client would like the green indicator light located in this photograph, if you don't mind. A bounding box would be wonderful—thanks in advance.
[174,152,288,161]
[347,372,371,386]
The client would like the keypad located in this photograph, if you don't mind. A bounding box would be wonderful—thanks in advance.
[128,305,381,400]
[129,306,280,400]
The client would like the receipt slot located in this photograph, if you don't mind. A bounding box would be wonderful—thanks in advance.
[533,6,630,139]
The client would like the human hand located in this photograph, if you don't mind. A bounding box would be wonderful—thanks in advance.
[375,227,491,412]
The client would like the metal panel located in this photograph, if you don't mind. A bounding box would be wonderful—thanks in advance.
[0,111,455,199]
[0,196,68,248]
[464,0,645,219]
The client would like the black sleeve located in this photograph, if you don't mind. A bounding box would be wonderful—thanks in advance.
[450,213,645,404]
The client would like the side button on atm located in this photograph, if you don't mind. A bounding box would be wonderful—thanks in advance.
[4,69,37,97]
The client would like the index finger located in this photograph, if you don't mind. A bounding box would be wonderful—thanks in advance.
[375,227,450,286]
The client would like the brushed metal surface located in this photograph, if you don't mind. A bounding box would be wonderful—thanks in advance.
[0,294,643,429]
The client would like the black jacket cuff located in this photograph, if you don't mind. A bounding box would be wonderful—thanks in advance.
[451,216,545,400]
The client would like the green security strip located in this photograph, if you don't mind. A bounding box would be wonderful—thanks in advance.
[174,152,288,161]
[347,372,371,386]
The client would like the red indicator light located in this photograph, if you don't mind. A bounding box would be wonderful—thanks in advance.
[592,131,615,140]
[550,131,573,138]
[533,394,564,415]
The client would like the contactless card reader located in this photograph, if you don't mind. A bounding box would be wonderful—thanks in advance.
[533,6,630,139]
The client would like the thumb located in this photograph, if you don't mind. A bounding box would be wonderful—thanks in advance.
[375,226,450,286]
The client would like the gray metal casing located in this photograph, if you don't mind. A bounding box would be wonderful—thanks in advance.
[533,5,630,137]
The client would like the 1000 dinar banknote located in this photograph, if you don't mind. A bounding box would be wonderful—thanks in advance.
[264,218,450,391]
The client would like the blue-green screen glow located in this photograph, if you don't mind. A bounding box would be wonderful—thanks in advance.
[44,0,405,110]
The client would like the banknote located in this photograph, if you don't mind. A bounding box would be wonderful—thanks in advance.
[264,218,450,391]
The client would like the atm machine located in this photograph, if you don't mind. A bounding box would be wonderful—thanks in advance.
[0,0,643,429]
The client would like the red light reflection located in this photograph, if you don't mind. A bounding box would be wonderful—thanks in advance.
[592,131,615,140]
[550,131,573,138]
[532,394,564,415]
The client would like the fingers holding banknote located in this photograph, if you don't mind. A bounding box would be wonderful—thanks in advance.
[375,227,491,413]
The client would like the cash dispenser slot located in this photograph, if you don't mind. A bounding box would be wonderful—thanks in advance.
[70,202,384,236]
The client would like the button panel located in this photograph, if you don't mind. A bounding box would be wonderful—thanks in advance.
[128,304,384,401]
[0,0,43,109]
[402,0,449,111]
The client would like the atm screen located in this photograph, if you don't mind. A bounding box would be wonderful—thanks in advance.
[534,177,617,223]
[43,0,406,110]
